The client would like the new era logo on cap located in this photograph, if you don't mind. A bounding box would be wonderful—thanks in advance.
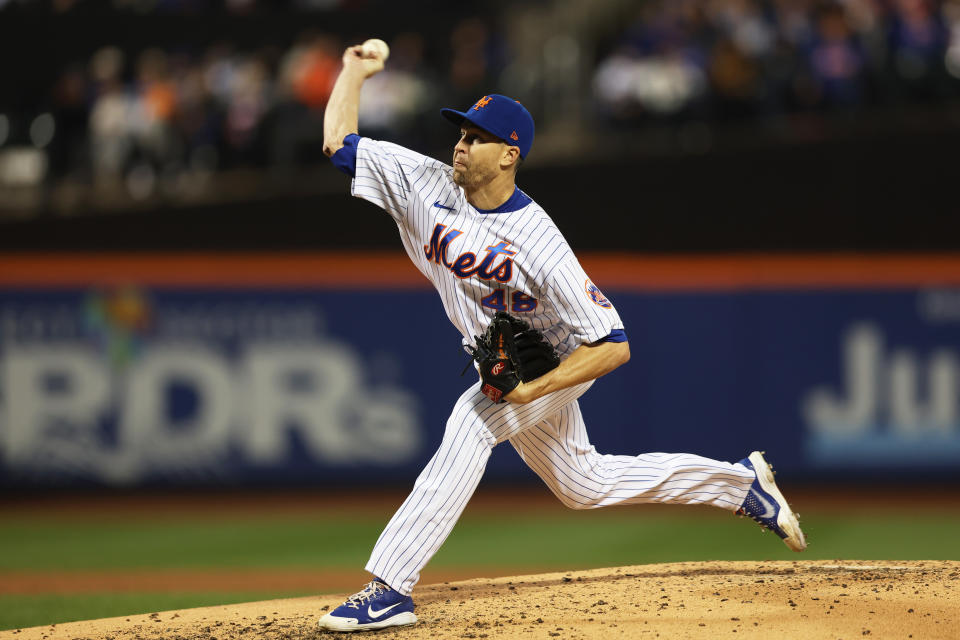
[440,94,535,158]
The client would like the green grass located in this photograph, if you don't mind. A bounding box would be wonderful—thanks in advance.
[2,506,958,630]
[0,516,386,570]
[4,510,953,572]
[433,510,960,567]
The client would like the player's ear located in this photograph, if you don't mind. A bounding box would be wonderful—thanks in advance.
[501,145,520,172]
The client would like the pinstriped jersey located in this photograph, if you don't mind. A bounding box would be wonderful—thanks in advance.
[350,136,623,359]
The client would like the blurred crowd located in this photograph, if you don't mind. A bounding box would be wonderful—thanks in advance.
[1,0,959,202]
[30,32,441,195]
[0,18,507,199]
[594,0,960,122]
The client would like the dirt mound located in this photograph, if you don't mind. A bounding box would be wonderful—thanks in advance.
[4,560,957,640]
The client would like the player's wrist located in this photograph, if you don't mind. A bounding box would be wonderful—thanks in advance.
[509,377,546,404]
[504,382,531,404]
[340,63,369,84]
[532,375,554,399]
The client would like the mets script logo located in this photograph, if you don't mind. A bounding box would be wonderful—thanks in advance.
[585,279,612,308]
[423,223,515,283]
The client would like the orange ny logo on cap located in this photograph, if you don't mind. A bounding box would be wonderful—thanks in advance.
[474,95,493,110]
[510,131,519,141]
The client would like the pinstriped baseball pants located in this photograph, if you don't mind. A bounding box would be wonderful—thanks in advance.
[365,379,756,595]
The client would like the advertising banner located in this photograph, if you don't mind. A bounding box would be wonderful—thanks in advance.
[1,254,958,486]
[581,288,960,478]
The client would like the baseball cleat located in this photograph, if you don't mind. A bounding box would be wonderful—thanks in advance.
[736,451,807,552]
[317,577,417,632]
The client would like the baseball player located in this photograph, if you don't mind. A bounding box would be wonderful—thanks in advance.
[317,42,806,633]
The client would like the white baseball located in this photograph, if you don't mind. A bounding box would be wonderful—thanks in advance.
[361,38,390,61]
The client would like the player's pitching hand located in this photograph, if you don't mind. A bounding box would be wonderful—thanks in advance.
[343,44,385,78]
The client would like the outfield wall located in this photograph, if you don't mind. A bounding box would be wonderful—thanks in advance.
[1,253,959,487]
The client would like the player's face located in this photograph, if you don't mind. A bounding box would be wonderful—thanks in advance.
[452,126,505,189]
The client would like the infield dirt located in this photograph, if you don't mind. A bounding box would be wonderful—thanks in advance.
[3,560,956,640]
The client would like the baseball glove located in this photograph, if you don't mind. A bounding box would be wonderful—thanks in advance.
[469,311,560,403]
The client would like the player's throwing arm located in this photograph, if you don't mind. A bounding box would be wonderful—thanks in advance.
[323,40,387,158]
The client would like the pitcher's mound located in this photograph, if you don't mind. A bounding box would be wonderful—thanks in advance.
[6,560,958,640]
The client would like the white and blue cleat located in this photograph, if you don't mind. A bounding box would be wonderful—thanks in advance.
[737,451,807,552]
[317,577,417,632]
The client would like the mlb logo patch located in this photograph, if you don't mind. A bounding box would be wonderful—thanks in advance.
[585,279,612,308]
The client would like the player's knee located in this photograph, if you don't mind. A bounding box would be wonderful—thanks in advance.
[442,418,495,449]
[554,489,602,510]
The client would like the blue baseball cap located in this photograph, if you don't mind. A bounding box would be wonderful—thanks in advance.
[441,94,535,158]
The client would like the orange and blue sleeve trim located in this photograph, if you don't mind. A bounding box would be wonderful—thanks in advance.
[331,133,361,177]
[600,329,627,343]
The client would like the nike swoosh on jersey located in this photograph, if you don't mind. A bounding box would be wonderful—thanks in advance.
[433,200,456,210]
[367,602,403,619]
[751,489,776,519]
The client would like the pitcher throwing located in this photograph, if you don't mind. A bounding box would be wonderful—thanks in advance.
[317,41,806,633]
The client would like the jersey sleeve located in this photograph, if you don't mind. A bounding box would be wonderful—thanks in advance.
[350,136,436,223]
[547,252,625,345]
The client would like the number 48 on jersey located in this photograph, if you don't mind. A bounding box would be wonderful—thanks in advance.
[481,289,538,313]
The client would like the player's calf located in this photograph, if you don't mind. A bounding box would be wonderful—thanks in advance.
[736,451,807,552]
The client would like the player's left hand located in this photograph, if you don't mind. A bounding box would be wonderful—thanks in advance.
[470,311,559,404]
[470,323,522,404]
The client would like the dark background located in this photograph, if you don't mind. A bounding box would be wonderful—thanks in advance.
[1,0,958,252]
[2,132,958,251]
